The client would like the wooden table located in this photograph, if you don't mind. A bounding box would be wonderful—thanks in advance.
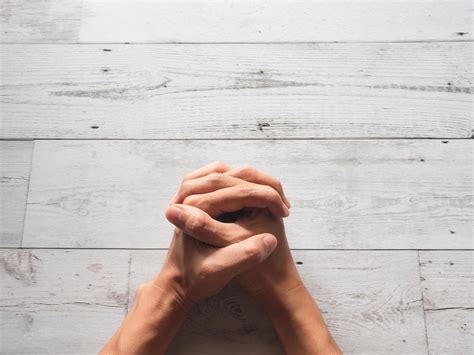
[0,1,472,354]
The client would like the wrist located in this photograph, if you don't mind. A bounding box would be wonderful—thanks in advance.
[101,276,189,355]
[265,285,341,355]
[240,261,303,305]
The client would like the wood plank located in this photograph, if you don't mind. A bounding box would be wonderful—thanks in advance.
[129,250,426,354]
[1,43,471,139]
[419,251,473,355]
[0,0,82,43]
[0,141,33,247]
[420,251,473,309]
[424,310,473,355]
[22,139,473,249]
[0,249,129,354]
[79,1,471,43]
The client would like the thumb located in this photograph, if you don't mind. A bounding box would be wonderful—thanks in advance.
[208,233,277,279]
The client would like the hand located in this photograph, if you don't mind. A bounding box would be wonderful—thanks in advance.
[153,222,277,307]
[101,162,281,355]
[166,162,303,305]
[166,162,342,354]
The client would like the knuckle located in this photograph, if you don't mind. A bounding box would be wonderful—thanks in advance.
[240,166,257,179]
[183,194,199,206]
[178,181,191,198]
[208,172,224,184]
[198,264,217,280]
[238,184,256,196]
[212,161,227,170]
[186,214,206,233]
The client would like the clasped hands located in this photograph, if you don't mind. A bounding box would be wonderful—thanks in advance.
[102,162,341,355]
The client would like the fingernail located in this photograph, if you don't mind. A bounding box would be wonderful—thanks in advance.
[167,205,184,224]
[262,234,277,254]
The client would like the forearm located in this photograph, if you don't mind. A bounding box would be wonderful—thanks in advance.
[101,279,188,355]
[265,284,342,355]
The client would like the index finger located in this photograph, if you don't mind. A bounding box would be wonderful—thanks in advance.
[224,166,291,208]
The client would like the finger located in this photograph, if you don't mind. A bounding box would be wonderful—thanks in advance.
[170,161,232,204]
[175,173,283,205]
[183,184,290,218]
[207,233,277,279]
[225,166,291,208]
[166,204,251,247]
[183,161,232,182]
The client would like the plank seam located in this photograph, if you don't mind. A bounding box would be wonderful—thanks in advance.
[417,250,431,355]
[19,140,35,248]
[125,250,132,314]
[1,138,472,142]
[0,40,472,45]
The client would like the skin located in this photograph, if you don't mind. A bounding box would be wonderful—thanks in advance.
[101,162,341,355]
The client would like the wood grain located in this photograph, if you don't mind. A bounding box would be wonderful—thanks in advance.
[0,249,129,354]
[0,141,33,247]
[420,251,473,309]
[129,250,427,354]
[419,251,473,355]
[78,1,471,43]
[22,139,473,249]
[0,0,82,43]
[1,42,471,139]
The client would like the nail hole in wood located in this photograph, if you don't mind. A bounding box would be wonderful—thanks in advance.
[296,261,303,265]
[91,126,99,129]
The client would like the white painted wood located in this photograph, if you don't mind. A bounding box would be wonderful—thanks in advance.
[0,249,129,353]
[0,141,33,247]
[419,251,473,309]
[419,251,473,355]
[79,1,471,43]
[1,42,471,139]
[129,250,426,354]
[424,309,473,355]
[23,139,473,249]
[0,0,82,43]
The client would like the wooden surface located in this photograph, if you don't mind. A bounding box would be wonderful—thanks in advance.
[0,141,33,247]
[0,249,427,354]
[23,139,473,249]
[0,249,129,354]
[1,42,472,139]
[0,1,472,354]
[1,1,471,43]
[77,1,471,43]
[419,251,474,355]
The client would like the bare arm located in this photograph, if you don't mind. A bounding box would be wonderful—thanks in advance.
[100,280,187,355]
[264,284,341,354]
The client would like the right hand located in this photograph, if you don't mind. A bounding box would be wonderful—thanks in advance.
[166,162,303,305]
